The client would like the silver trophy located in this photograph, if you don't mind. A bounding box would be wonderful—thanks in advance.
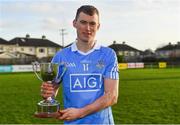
[32,62,66,118]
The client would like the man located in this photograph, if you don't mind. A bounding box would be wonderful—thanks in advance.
[41,5,119,124]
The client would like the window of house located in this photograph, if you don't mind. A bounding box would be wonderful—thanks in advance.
[124,51,129,56]
[8,47,13,51]
[39,48,44,53]
[130,51,135,56]
[29,48,33,51]
[118,51,123,55]
[0,46,3,51]
[49,48,55,53]
[21,48,24,51]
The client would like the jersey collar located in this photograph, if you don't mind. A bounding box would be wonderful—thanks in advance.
[71,40,101,55]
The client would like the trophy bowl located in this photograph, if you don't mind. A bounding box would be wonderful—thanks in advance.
[32,62,66,118]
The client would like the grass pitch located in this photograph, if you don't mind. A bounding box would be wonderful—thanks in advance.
[115,68,180,123]
[0,68,180,124]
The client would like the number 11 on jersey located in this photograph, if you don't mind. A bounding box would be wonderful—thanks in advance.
[83,64,89,71]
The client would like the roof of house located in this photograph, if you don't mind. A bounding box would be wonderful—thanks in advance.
[9,37,62,48]
[108,42,141,52]
[64,43,73,48]
[0,38,11,45]
[156,42,180,51]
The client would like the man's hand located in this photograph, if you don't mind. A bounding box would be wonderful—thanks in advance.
[56,108,83,121]
[41,82,57,99]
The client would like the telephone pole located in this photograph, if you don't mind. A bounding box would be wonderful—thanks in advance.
[60,28,67,47]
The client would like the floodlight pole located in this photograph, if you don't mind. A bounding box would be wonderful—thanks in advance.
[60,28,67,47]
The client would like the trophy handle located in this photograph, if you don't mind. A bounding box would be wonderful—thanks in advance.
[54,64,67,84]
[32,62,43,82]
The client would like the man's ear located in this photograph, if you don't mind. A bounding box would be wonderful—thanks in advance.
[73,20,76,28]
[97,23,100,30]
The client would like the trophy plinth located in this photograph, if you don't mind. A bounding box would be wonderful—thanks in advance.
[32,62,66,118]
[34,100,60,118]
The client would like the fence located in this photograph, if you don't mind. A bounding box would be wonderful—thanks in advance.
[118,62,180,69]
[0,57,53,65]
[144,62,180,69]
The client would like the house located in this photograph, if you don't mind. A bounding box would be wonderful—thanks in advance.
[155,42,180,58]
[0,38,13,53]
[0,38,16,58]
[141,49,156,62]
[108,41,142,62]
[0,35,62,59]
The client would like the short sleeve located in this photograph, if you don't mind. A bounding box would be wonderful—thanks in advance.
[51,51,65,84]
[51,51,61,63]
[104,49,119,80]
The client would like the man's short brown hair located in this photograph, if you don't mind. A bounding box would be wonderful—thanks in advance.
[75,5,99,20]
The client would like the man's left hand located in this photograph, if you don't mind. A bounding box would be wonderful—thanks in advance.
[56,108,83,121]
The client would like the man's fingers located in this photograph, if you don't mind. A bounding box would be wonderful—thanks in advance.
[41,90,54,95]
[41,83,54,93]
[41,93,51,98]
[54,111,62,118]
[41,89,55,99]
[56,109,70,120]
[59,109,77,121]
[60,109,69,113]
[42,83,54,87]
[59,113,69,120]
[41,88,54,92]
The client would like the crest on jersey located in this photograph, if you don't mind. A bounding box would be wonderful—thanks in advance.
[96,60,105,69]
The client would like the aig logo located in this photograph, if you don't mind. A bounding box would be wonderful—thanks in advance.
[70,74,102,92]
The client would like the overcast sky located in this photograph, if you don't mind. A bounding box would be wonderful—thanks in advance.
[0,0,180,51]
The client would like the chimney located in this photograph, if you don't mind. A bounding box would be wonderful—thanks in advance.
[26,34,30,38]
[177,41,180,45]
[122,41,126,44]
[42,35,46,39]
[113,41,116,44]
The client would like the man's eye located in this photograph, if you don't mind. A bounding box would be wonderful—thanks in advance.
[80,21,87,24]
[90,22,96,26]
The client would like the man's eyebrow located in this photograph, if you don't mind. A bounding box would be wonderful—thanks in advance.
[80,20,97,24]
[80,20,87,22]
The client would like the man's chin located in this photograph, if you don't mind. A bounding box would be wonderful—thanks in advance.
[81,38,94,43]
[82,40,92,44]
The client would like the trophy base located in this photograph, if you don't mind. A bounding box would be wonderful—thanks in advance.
[34,100,60,118]
[34,112,58,118]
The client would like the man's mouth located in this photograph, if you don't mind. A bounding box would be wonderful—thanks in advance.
[83,32,92,36]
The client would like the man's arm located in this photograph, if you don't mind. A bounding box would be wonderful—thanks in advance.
[58,78,119,121]
[80,78,119,117]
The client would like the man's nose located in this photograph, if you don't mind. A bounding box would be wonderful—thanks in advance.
[85,24,91,31]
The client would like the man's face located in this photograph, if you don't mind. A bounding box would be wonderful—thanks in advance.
[73,12,100,43]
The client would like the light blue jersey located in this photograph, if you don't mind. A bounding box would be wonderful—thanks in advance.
[52,42,119,124]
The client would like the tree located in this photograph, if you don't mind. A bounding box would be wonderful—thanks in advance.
[117,55,124,63]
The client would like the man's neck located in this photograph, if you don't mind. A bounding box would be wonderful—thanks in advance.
[76,40,95,53]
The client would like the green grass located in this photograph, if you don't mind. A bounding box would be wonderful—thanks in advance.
[114,68,180,123]
[0,73,63,124]
[0,68,180,123]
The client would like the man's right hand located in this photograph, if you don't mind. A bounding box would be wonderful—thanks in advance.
[41,82,55,99]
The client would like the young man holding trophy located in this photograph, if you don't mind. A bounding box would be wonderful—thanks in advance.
[41,5,119,124]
